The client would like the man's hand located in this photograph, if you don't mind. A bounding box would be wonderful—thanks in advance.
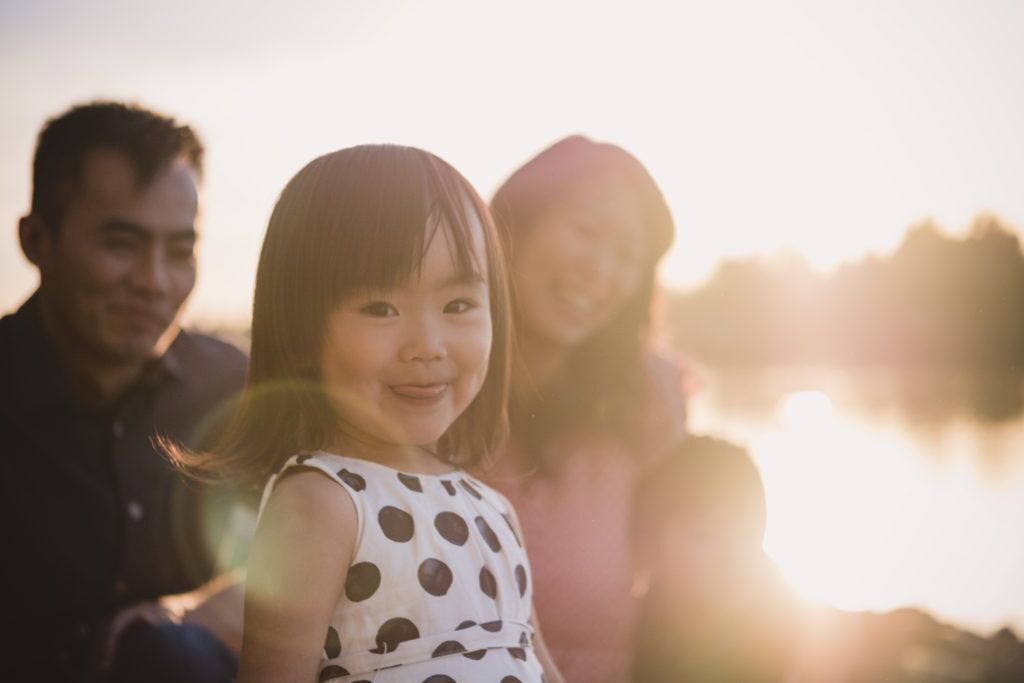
[89,569,245,681]
[89,600,180,680]
[180,570,245,653]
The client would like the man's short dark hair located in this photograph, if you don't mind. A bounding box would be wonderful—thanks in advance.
[31,101,204,232]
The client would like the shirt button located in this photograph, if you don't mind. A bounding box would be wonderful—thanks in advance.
[127,500,144,521]
[112,419,124,438]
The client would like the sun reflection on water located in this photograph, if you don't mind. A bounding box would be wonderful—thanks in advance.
[688,372,1024,635]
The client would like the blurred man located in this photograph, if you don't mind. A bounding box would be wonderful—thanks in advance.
[0,101,247,682]
[632,435,803,683]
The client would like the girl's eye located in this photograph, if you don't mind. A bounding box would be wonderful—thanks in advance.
[360,302,398,317]
[444,299,476,314]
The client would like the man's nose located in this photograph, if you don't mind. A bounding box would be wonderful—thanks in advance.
[129,247,170,296]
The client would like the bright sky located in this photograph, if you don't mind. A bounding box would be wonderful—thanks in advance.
[2,0,1023,327]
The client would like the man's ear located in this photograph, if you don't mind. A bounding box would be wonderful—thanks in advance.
[18,214,53,268]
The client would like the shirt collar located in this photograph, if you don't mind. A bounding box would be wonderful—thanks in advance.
[9,293,74,411]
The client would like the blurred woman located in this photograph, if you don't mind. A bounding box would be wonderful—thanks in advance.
[480,135,688,682]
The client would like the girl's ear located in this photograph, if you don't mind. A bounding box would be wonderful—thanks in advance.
[19,214,54,269]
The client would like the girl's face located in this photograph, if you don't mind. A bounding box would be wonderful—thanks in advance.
[319,216,492,453]
[512,183,648,351]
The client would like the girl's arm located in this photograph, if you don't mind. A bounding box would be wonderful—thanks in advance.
[236,470,358,683]
[503,503,566,683]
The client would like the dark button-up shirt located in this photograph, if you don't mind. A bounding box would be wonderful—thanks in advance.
[0,295,248,680]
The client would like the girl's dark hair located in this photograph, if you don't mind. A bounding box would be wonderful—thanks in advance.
[491,135,674,457]
[169,144,510,488]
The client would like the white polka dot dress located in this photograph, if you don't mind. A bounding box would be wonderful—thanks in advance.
[260,451,545,683]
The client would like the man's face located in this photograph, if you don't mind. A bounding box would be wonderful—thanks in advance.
[32,149,200,365]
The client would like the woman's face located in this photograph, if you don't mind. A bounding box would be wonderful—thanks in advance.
[511,183,649,352]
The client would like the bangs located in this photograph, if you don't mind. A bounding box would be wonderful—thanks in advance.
[318,148,486,303]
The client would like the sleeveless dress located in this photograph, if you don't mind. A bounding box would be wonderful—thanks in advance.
[261,451,545,683]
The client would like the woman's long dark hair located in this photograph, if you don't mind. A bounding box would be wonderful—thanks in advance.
[167,145,511,489]
[491,135,674,460]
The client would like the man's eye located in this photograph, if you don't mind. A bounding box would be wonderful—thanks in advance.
[104,239,137,251]
[170,246,196,261]
[360,302,398,317]
[444,299,476,314]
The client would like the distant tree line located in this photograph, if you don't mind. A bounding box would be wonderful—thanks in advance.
[665,214,1024,368]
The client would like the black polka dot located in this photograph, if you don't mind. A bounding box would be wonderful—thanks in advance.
[480,620,502,632]
[459,479,483,499]
[369,617,420,654]
[519,631,529,646]
[508,647,527,661]
[338,468,366,491]
[441,480,457,496]
[434,512,469,546]
[479,566,497,599]
[423,677,456,683]
[345,562,381,602]
[502,677,523,683]
[431,640,466,657]
[463,649,486,660]
[318,665,350,681]
[502,513,522,546]
[378,506,414,542]
[296,453,314,464]
[455,620,476,630]
[398,472,423,492]
[515,564,527,597]
[474,516,502,552]
[323,625,341,658]
[418,558,453,596]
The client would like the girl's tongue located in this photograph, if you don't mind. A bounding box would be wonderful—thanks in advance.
[391,384,447,400]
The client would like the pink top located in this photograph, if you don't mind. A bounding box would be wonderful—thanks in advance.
[485,438,641,682]
[482,352,691,683]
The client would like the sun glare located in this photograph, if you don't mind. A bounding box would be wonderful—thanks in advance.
[759,390,939,612]
[778,390,834,429]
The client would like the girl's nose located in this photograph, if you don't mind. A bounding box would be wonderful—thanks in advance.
[400,316,447,363]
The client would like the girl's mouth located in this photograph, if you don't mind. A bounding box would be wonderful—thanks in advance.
[390,384,448,403]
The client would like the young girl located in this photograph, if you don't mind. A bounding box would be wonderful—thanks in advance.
[174,145,562,682]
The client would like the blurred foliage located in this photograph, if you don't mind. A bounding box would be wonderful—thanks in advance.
[666,214,1024,369]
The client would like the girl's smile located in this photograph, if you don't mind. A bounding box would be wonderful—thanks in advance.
[319,217,492,456]
[389,382,448,403]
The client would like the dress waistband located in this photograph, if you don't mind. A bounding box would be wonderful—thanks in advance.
[321,619,535,678]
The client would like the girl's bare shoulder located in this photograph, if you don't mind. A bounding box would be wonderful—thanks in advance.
[260,467,358,538]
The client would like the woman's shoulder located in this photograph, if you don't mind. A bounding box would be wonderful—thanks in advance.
[642,348,693,399]
[636,348,693,466]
